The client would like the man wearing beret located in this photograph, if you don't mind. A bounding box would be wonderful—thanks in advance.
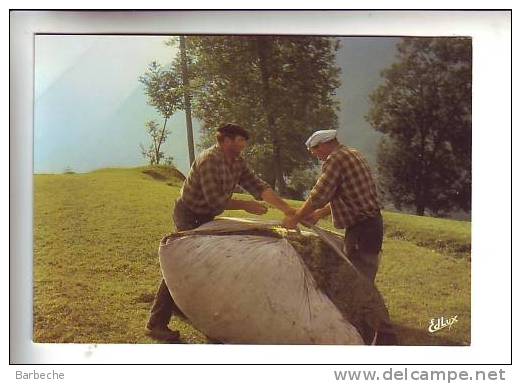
[283,129,383,282]
[146,123,296,342]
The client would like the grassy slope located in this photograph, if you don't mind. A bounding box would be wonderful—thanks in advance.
[34,167,470,345]
[383,211,471,259]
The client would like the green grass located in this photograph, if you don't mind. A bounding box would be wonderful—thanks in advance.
[34,166,471,345]
[383,211,471,259]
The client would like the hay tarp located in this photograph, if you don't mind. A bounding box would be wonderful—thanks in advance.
[159,217,391,344]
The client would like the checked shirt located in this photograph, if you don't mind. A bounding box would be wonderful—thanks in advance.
[308,145,381,229]
[180,144,270,216]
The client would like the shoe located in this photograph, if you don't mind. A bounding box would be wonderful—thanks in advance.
[145,325,181,342]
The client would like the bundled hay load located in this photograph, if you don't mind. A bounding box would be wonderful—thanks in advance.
[159,217,392,345]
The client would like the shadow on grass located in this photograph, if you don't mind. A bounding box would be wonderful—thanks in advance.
[142,166,186,182]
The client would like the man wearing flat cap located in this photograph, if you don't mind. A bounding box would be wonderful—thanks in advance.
[147,123,296,342]
[283,130,399,345]
[283,129,383,283]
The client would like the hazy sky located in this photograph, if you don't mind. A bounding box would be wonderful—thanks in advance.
[34,35,399,175]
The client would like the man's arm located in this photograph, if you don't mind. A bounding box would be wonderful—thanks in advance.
[282,199,316,229]
[284,201,333,230]
[283,156,341,229]
[225,198,268,215]
[224,188,296,216]
[261,188,296,216]
[237,163,295,216]
[307,203,332,224]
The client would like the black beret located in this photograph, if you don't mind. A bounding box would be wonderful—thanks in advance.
[217,123,250,140]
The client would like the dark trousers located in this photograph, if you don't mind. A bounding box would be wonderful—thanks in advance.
[147,200,214,329]
[344,212,383,282]
[344,212,398,344]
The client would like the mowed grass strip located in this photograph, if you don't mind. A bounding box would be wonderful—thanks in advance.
[34,167,470,345]
[383,211,471,259]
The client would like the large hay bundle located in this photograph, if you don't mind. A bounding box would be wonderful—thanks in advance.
[159,218,391,345]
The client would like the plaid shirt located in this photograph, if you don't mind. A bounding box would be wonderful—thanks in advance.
[308,145,381,229]
[180,144,270,216]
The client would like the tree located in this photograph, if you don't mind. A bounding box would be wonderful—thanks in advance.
[184,36,341,195]
[286,166,321,200]
[139,120,174,165]
[164,36,197,166]
[367,37,471,216]
[138,61,183,165]
[179,36,196,166]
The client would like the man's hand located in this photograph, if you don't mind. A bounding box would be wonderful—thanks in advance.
[284,206,297,216]
[260,188,297,217]
[303,210,322,225]
[244,201,268,215]
[282,214,300,230]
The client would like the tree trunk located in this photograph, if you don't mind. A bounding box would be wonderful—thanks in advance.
[414,167,427,216]
[255,37,287,194]
[155,117,169,165]
[414,90,428,217]
[180,36,196,166]
[264,172,276,189]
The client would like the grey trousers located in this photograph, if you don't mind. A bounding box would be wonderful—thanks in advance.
[147,200,214,329]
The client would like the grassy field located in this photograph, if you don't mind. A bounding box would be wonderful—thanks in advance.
[33,166,471,345]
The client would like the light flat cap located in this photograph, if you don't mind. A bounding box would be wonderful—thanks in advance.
[305,129,337,149]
